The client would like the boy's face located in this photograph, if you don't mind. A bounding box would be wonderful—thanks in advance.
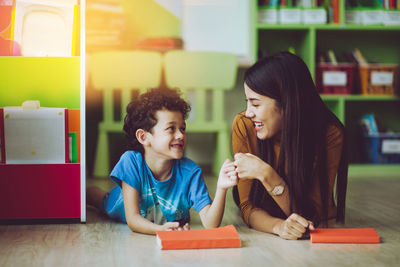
[145,109,186,160]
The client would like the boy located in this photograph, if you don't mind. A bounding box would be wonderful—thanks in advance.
[87,88,237,234]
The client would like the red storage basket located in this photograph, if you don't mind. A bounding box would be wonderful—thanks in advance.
[316,63,356,94]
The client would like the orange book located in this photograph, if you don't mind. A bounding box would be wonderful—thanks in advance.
[156,225,241,250]
[310,228,380,244]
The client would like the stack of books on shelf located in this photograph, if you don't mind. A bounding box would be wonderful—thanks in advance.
[346,0,400,25]
[258,0,339,24]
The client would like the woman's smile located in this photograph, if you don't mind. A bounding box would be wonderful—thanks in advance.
[253,121,264,131]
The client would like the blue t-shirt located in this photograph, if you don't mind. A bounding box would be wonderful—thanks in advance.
[103,151,212,224]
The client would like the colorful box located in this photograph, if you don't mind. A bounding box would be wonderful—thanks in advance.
[359,64,399,95]
[316,63,357,94]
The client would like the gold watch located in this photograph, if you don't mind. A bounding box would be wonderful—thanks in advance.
[268,180,285,196]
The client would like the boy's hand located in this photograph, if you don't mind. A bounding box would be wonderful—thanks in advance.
[177,223,190,231]
[160,222,190,231]
[217,159,238,190]
[160,222,180,231]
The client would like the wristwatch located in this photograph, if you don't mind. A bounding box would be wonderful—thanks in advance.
[268,180,285,196]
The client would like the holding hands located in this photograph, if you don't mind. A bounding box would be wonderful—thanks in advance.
[234,152,276,182]
[217,159,239,190]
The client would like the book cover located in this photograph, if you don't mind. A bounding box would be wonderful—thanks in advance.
[310,228,380,243]
[156,225,241,250]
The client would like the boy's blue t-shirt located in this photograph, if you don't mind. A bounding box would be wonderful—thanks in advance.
[103,151,212,224]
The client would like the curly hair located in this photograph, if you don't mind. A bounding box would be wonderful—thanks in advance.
[123,88,191,153]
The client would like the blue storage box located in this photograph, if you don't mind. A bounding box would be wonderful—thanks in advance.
[363,133,400,163]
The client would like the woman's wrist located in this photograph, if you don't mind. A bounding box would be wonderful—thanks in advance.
[257,161,270,183]
[259,164,282,191]
[272,218,284,236]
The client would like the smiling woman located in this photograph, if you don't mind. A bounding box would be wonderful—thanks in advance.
[232,51,349,240]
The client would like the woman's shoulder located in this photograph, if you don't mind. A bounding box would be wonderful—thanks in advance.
[326,123,344,147]
[232,111,255,135]
[233,111,252,127]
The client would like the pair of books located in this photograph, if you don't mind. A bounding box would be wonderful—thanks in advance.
[155,225,380,250]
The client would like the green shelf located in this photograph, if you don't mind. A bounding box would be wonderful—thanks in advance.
[349,164,400,176]
[257,23,400,31]
[321,95,400,101]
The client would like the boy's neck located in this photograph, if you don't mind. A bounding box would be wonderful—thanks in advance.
[143,152,173,181]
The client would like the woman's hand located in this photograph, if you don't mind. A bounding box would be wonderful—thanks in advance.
[274,213,314,240]
[234,153,274,182]
[217,159,238,190]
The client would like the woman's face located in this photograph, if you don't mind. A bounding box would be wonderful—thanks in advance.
[244,83,283,140]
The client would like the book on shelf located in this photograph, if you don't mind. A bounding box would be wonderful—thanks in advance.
[310,228,380,243]
[156,225,241,250]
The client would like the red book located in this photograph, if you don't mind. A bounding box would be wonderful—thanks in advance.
[310,228,380,243]
[156,225,241,250]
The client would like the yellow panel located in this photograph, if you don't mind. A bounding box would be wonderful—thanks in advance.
[0,57,80,108]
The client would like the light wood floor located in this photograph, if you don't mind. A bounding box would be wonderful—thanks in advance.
[1,174,400,267]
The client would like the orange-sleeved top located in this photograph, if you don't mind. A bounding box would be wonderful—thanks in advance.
[232,112,344,226]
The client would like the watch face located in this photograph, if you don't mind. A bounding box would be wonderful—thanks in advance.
[272,185,284,195]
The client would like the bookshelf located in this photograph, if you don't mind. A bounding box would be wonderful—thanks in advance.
[252,0,400,176]
[0,57,85,223]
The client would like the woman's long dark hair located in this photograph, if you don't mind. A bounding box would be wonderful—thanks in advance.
[244,51,348,224]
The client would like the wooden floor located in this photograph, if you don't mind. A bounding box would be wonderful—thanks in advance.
[1,174,400,267]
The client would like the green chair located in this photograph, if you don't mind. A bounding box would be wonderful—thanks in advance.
[89,50,162,177]
[164,51,238,175]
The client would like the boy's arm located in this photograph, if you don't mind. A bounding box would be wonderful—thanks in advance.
[198,159,238,228]
[122,181,179,235]
[198,188,227,229]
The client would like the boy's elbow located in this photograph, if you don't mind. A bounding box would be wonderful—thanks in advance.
[202,221,220,229]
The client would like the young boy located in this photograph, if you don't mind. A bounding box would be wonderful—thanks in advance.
[87,88,237,234]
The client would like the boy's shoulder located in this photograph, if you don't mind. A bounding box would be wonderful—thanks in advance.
[119,150,144,165]
[176,156,202,174]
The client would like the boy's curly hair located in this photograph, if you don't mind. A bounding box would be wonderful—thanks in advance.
[123,88,191,153]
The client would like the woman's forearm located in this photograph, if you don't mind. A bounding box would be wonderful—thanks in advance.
[259,166,291,216]
[248,209,284,235]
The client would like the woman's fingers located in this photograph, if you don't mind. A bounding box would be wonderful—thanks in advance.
[280,213,314,239]
[288,213,310,228]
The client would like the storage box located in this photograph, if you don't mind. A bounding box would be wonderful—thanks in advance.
[384,9,400,25]
[363,133,400,163]
[302,8,327,24]
[345,8,384,25]
[316,63,356,94]
[258,7,278,24]
[279,8,302,24]
[359,64,399,95]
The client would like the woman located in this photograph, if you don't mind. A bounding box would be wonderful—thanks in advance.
[232,51,348,240]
